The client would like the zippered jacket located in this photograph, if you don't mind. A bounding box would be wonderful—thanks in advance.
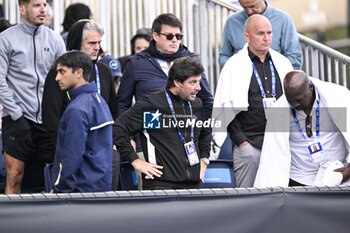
[0,20,66,123]
[116,89,211,184]
[51,82,114,192]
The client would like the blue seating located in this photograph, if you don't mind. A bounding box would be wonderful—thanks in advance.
[201,134,236,188]
[119,161,138,190]
[217,135,233,161]
[201,159,236,188]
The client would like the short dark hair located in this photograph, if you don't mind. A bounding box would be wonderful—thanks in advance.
[62,3,91,32]
[54,50,92,81]
[18,0,30,5]
[152,13,182,33]
[167,57,204,89]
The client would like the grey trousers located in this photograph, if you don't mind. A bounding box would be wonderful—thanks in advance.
[233,143,261,187]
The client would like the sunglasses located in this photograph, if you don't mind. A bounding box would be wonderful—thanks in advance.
[305,115,313,137]
[159,32,183,40]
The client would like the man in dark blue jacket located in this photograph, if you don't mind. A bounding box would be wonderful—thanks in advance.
[117,13,213,119]
[51,51,114,192]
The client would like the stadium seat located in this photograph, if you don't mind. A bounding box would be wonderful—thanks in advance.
[217,135,233,161]
[119,161,138,190]
[44,163,53,193]
[202,134,236,188]
[201,159,236,188]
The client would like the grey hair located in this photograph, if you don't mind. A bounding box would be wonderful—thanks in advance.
[82,21,104,41]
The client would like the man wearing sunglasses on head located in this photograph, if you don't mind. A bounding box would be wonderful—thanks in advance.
[254,70,350,188]
[117,13,213,120]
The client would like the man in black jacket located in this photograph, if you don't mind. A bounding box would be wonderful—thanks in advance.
[116,57,211,190]
[42,20,117,162]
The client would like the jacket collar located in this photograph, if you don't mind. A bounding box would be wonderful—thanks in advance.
[68,82,97,100]
[262,1,271,17]
[19,19,42,35]
[143,40,195,62]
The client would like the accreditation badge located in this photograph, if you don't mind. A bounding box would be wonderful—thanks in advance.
[184,141,199,166]
[308,142,326,164]
[263,97,276,109]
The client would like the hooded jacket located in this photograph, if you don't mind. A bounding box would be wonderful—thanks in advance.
[42,20,117,155]
[66,20,89,51]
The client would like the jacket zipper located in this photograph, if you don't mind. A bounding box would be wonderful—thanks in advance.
[33,26,41,122]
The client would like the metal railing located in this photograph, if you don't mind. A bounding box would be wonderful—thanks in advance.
[3,0,350,90]
[299,34,350,87]
[2,0,197,61]
[195,0,241,90]
[196,0,350,90]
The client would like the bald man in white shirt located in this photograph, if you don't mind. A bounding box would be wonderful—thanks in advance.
[254,71,350,187]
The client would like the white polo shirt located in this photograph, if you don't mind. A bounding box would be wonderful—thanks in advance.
[289,90,348,185]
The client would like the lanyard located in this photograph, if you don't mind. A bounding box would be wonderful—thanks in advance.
[291,100,320,143]
[252,59,276,98]
[95,64,101,95]
[165,90,194,142]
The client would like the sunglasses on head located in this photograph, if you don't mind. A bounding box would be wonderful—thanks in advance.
[305,115,313,137]
[159,32,183,40]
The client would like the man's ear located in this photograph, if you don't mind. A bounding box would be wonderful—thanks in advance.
[309,83,314,92]
[244,32,250,43]
[152,32,159,42]
[174,79,182,88]
[19,5,26,16]
[74,68,84,79]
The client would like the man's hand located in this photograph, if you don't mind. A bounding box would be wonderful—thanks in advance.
[334,164,350,182]
[200,160,208,182]
[131,158,163,179]
[239,141,249,147]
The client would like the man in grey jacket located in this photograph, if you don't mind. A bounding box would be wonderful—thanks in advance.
[0,0,65,194]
